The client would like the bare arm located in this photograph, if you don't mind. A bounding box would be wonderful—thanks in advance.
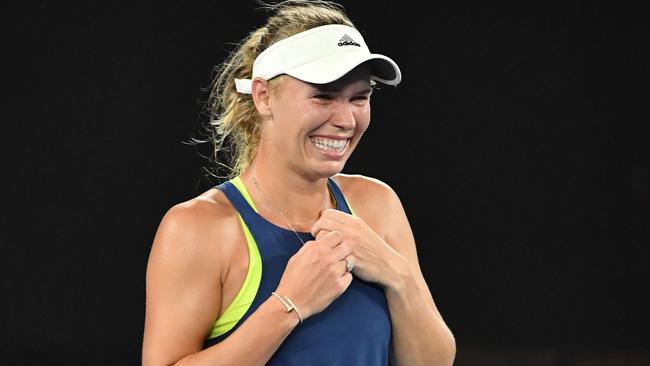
[379,186,456,366]
[164,299,299,366]
[142,203,299,366]
[327,176,456,366]
[143,199,353,366]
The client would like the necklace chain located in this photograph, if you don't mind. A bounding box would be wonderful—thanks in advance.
[251,172,325,245]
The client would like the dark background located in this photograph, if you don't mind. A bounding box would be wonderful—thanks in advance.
[3,1,648,365]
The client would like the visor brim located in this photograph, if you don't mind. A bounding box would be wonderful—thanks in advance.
[285,52,401,86]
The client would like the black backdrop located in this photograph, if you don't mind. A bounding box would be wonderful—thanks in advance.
[3,1,648,364]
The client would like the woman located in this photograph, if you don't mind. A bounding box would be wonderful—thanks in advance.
[143,1,455,365]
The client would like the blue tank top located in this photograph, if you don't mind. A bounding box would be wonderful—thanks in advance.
[204,177,391,365]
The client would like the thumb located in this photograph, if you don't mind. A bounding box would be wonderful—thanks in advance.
[315,229,331,240]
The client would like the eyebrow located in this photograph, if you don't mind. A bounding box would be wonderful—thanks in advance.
[355,88,373,96]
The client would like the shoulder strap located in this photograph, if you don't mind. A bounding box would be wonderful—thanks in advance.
[327,177,355,215]
[218,176,355,217]
[215,179,265,227]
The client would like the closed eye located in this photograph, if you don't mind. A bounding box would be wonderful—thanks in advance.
[351,95,370,105]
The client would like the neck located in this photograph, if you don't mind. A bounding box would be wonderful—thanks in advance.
[240,157,334,232]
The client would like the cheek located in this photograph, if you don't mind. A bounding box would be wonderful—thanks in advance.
[355,107,371,134]
[272,99,312,134]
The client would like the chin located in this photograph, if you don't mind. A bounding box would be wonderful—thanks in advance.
[310,160,347,179]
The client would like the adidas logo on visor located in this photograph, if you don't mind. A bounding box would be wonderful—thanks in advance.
[337,34,361,47]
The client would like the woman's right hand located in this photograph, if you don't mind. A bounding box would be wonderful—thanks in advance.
[274,231,354,320]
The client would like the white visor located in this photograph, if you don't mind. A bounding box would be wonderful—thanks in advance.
[235,24,401,94]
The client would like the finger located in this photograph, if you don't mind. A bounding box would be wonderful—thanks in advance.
[315,230,343,248]
[339,271,353,290]
[320,209,352,222]
[311,216,345,238]
[311,216,327,238]
[336,257,349,276]
[331,242,352,260]
[337,254,355,276]
[315,229,330,240]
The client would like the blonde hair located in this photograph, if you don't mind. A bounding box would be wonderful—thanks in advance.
[204,0,355,179]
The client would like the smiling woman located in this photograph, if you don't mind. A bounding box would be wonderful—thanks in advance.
[258,65,373,178]
[142,1,455,365]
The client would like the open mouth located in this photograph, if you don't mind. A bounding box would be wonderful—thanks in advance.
[309,137,350,156]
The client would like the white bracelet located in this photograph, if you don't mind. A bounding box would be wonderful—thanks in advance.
[271,292,303,324]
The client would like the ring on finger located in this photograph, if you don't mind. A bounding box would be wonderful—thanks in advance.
[344,257,355,272]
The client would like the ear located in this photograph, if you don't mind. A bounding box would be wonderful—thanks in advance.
[251,77,272,117]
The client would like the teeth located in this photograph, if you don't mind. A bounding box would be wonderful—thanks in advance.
[310,137,348,151]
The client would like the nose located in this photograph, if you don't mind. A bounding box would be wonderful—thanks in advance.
[329,100,357,130]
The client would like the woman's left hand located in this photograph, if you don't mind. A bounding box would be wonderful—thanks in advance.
[311,209,409,288]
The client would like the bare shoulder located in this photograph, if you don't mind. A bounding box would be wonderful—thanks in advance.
[331,174,405,238]
[144,188,242,364]
[148,188,241,281]
[332,173,401,206]
[157,188,237,237]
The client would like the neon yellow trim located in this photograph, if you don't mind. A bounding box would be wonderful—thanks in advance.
[231,176,260,212]
[208,178,262,339]
[208,176,353,339]
[343,196,356,216]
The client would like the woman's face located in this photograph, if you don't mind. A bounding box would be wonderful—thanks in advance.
[264,64,373,179]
